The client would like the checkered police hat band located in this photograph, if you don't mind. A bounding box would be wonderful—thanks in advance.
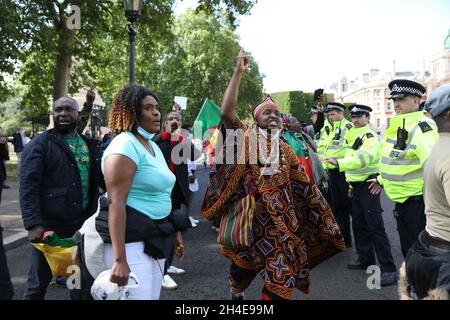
[391,84,423,96]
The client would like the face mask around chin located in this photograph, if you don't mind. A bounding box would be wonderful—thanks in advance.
[55,121,78,134]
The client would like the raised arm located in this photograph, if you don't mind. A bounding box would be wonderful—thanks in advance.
[78,88,96,132]
[221,48,251,129]
[103,154,137,286]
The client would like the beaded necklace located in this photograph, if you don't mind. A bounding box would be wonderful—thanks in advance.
[251,129,288,181]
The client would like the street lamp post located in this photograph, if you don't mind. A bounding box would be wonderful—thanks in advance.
[124,0,144,84]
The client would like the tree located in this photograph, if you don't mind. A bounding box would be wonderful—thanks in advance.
[1,0,258,118]
[143,9,264,125]
[271,90,331,124]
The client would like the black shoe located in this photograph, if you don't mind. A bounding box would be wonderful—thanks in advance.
[2,184,10,189]
[347,259,369,270]
[55,276,67,286]
[230,290,244,300]
[380,271,398,287]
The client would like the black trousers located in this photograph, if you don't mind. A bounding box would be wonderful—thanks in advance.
[351,183,396,272]
[163,200,187,274]
[394,198,426,258]
[405,230,450,299]
[0,222,14,300]
[328,169,352,246]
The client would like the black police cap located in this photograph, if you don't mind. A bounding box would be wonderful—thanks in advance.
[388,79,426,99]
[326,102,346,112]
[349,104,372,115]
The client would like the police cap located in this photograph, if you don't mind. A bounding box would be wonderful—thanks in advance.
[388,79,426,99]
[349,104,372,116]
[326,102,346,112]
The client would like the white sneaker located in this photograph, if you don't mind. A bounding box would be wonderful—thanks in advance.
[167,265,186,275]
[162,275,178,290]
[189,216,200,224]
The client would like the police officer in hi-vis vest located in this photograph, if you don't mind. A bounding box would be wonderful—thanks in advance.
[323,104,397,286]
[318,102,353,247]
[369,79,439,258]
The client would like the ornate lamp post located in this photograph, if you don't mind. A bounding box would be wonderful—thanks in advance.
[124,0,144,84]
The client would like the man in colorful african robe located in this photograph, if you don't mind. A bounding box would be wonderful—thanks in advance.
[201,50,345,300]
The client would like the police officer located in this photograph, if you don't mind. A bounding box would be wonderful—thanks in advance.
[323,104,397,286]
[402,84,450,299]
[318,102,353,247]
[369,79,439,258]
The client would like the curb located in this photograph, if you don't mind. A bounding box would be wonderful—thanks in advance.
[4,229,28,251]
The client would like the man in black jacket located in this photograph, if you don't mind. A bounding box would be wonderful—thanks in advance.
[20,96,103,300]
[153,111,202,289]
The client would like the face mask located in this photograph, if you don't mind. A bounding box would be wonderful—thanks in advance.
[54,119,78,135]
[137,126,155,140]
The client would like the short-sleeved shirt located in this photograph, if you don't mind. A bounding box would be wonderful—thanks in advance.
[102,132,176,220]
[65,134,90,210]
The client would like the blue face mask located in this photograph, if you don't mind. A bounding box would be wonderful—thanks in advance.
[137,126,155,141]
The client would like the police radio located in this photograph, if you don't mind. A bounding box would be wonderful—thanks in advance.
[351,137,363,150]
[394,119,408,150]
[334,127,341,140]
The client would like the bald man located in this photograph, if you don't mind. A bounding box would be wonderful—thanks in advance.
[19,96,104,300]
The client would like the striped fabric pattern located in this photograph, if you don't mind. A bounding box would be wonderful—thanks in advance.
[217,194,255,248]
[252,96,277,119]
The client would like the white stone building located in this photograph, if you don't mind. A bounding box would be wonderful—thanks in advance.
[332,29,450,133]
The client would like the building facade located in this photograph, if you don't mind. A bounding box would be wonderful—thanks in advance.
[332,29,450,133]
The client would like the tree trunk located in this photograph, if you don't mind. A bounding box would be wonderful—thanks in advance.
[52,30,75,102]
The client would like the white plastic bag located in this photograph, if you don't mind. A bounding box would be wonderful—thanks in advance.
[91,269,139,300]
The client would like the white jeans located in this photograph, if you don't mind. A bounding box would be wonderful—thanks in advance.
[103,242,165,300]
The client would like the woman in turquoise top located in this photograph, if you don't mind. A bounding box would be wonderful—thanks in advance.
[102,84,184,299]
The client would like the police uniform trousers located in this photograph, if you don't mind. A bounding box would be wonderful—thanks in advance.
[394,196,426,258]
[328,169,352,247]
[351,182,396,272]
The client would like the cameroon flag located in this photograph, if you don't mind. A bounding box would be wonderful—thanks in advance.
[193,98,221,141]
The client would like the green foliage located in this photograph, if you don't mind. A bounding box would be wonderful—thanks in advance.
[290,91,314,124]
[0,95,33,136]
[342,102,354,120]
[271,91,314,123]
[196,0,257,27]
[270,92,290,114]
[1,0,259,127]
[271,90,336,124]
[139,9,264,125]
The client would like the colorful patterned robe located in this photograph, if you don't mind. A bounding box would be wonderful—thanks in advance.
[201,121,345,299]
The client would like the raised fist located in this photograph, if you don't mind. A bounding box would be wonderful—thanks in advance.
[236,48,251,72]
[86,88,96,106]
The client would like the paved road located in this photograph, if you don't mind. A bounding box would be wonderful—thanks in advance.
[6,167,402,300]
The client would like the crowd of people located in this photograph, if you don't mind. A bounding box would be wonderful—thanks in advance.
[0,50,450,300]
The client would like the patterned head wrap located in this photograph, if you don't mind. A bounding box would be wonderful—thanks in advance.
[252,95,279,120]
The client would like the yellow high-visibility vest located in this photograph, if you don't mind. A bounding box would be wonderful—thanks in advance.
[317,118,354,170]
[337,124,380,183]
[378,111,439,203]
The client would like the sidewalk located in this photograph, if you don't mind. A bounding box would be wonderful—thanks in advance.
[1,180,27,250]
